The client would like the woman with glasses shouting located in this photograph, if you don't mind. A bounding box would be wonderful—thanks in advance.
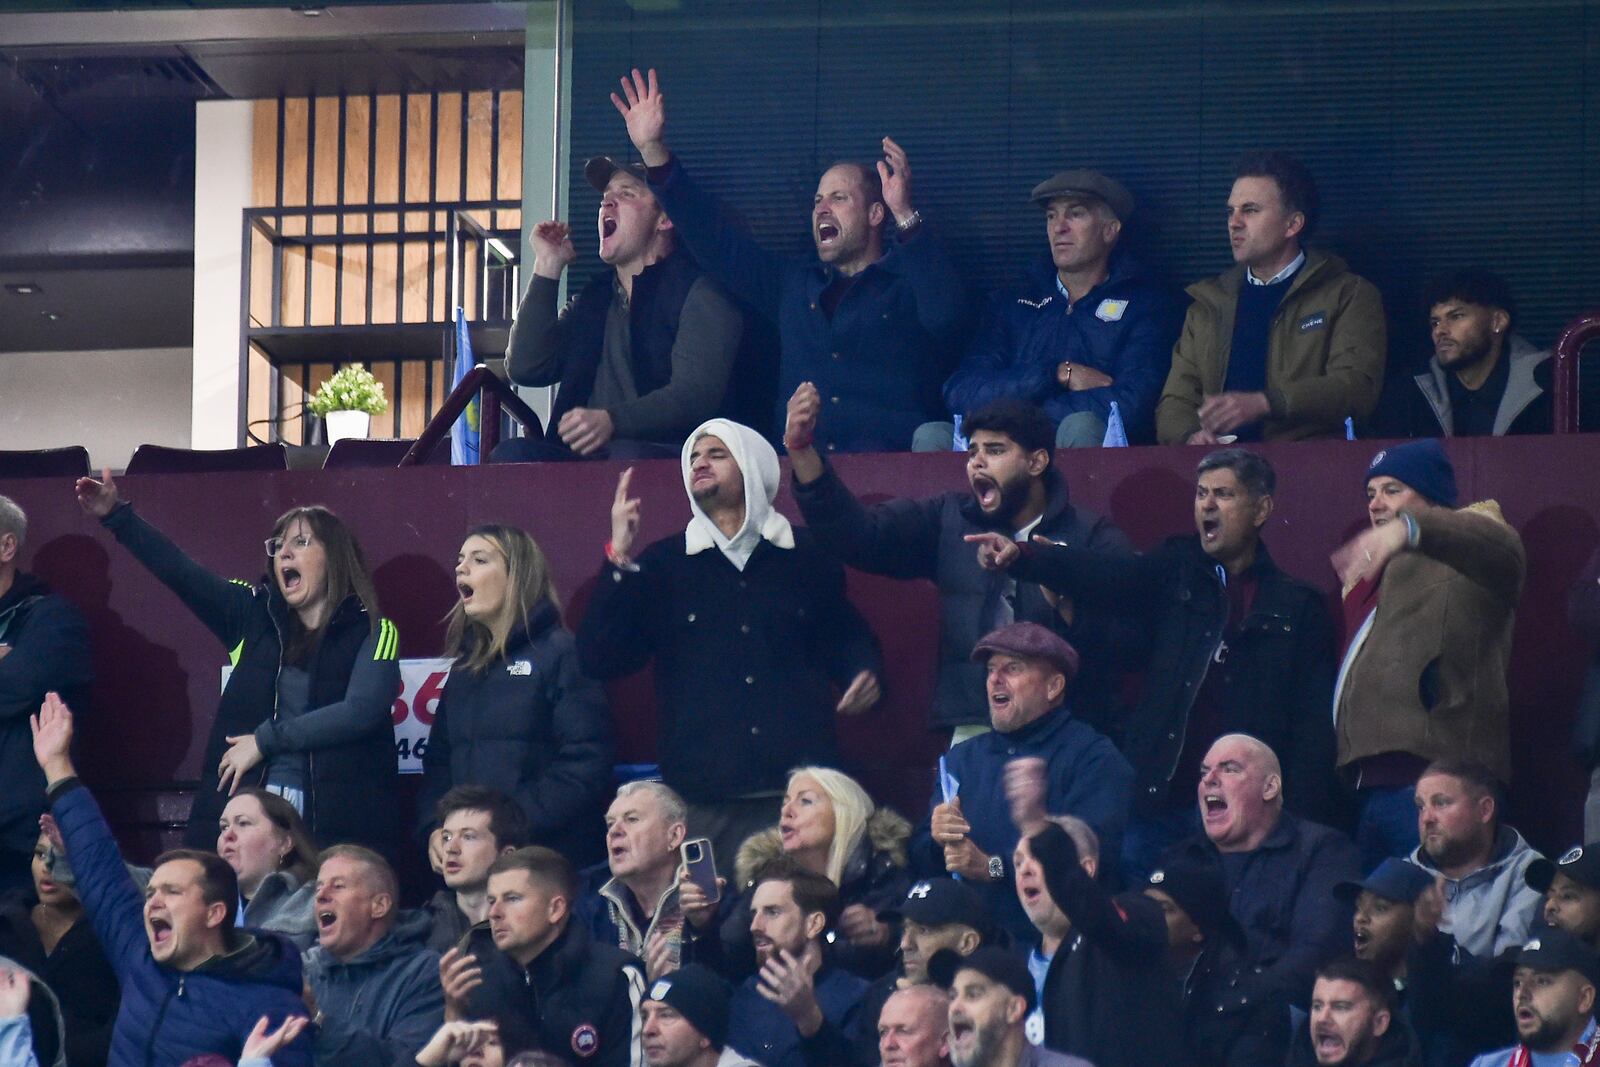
[75,469,400,856]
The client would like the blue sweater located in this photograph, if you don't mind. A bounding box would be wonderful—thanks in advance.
[49,781,311,1067]
[647,157,970,451]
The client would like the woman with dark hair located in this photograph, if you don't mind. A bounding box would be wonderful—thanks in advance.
[75,471,400,855]
[419,525,612,867]
[218,788,319,950]
[0,824,118,1067]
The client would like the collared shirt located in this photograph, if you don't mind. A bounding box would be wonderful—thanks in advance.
[1026,946,1053,1045]
[1245,250,1305,286]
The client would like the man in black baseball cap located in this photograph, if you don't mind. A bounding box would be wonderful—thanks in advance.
[887,878,992,985]
[933,166,1179,450]
[1529,845,1600,946]
[1465,929,1600,1067]
[499,148,745,463]
[929,947,1091,1067]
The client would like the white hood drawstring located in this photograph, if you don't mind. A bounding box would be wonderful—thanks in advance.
[681,419,794,571]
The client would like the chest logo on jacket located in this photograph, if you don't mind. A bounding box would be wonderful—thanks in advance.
[1297,312,1327,333]
[506,660,532,676]
[572,1023,600,1056]
[1095,299,1128,322]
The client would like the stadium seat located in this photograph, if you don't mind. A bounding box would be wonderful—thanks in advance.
[0,446,91,479]
[124,443,288,475]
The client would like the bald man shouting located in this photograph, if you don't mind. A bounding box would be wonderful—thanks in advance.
[1168,734,1360,1011]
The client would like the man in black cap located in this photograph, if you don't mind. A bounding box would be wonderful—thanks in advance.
[911,623,1133,946]
[642,964,763,1067]
[1145,852,1291,1067]
[1331,440,1527,869]
[1532,847,1600,947]
[499,155,745,461]
[928,947,1092,1067]
[932,168,1179,448]
[1466,930,1600,1067]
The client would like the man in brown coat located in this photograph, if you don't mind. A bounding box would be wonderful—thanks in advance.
[1156,151,1386,445]
[1329,440,1526,869]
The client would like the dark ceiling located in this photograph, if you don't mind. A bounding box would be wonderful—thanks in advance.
[0,2,527,353]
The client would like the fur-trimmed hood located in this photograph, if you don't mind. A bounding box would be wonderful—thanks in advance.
[733,807,912,890]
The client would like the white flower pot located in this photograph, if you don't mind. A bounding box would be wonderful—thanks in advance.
[324,410,371,444]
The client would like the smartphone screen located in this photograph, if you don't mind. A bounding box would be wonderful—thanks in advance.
[681,837,721,904]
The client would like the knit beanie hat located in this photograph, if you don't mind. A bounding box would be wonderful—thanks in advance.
[1365,440,1458,508]
[647,965,731,1049]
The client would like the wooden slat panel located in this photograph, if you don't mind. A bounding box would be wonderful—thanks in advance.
[373,95,401,231]
[251,100,279,209]
[280,246,306,328]
[466,91,494,203]
[247,344,272,441]
[248,229,273,328]
[279,98,309,235]
[435,92,464,202]
[401,240,430,323]
[404,94,431,231]
[399,361,429,436]
[369,361,399,437]
[496,90,523,230]
[278,365,308,445]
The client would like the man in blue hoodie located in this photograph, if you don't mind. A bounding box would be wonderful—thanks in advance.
[32,691,311,1066]
[933,169,1180,448]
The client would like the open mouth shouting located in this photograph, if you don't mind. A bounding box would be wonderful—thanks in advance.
[971,474,1001,512]
[1202,792,1229,825]
[457,578,476,606]
[148,915,173,948]
[815,219,840,245]
[278,565,304,597]
[948,1012,976,1055]
[601,214,619,240]
[1352,928,1371,954]
[1313,1027,1346,1060]
[1199,515,1222,543]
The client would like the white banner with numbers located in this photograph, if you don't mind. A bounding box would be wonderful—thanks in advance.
[224,657,452,776]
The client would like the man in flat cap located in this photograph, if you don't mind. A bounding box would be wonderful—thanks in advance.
[911,622,1133,945]
[499,156,746,461]
[1466,930,1600,1067]
[929,168,1179,449]
[1157,150,1386,445]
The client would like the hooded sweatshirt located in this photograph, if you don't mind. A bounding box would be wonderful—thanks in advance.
[681,418,794,571]
[1410,825,1543,958]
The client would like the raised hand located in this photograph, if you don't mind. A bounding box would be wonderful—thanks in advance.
[1004,757,1049,836]
[1331,519,1408,589]
[838,903,890,948]
[964,531,1020,571]
[877,137,915,223]
[30,692,75,783]
[610,467,642,561]
[929,796,971,845]
[835,670,881,715]
[242,1015,309,1061]
[74,467,120,518]
[784,382,821,453]
[610,68,670,166]
[529,220,578,280]
[678,867,726,931]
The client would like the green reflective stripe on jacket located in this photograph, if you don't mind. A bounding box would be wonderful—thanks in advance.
[228,639,245,668]
[374,618,399,660]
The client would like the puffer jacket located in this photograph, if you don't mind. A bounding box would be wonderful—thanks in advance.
[944,249,1181,443]
[1407,334,1552,437]
[419,600,614,867]
[718,809,913,981]
[1410,825,1543,959]
[1335,501,1526,781]
[304,908,443,1067]
[1157,250,1386,443]
[47,779,311,1067]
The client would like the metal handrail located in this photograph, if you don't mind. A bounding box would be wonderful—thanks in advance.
[400,365,543,466]
[1554,311,1600,434]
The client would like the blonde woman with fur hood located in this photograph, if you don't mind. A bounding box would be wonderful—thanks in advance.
[718,767,912,981]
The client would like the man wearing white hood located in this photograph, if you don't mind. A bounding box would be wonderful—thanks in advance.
[577,418,884,865]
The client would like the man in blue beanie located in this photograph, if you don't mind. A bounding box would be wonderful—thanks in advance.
[1329,440,1527,869]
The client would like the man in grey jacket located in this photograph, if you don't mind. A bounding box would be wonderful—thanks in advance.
[1404,268,1552,437]
[304,846,443,1067]
[1410,759,1543,958]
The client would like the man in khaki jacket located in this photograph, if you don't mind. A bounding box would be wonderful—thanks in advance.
[1157,151,1386,444]
[1329,440,1527,869]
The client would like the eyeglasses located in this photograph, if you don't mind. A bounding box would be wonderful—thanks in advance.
[265,534,314,556]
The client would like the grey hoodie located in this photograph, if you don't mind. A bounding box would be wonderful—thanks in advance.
[1412,333,1551,436]
[1411,825,1544,957]
[0,955,65,1067]
[303,908,444,1067]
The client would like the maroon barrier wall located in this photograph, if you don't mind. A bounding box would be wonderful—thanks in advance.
[3,434,1596,862]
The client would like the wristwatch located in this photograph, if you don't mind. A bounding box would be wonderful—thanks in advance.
[987,854,1005,881]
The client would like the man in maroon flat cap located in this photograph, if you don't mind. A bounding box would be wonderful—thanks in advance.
[909,621,1134,945]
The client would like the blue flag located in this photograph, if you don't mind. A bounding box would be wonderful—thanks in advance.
[451,308,479,465]
[1101,401,1129,447]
